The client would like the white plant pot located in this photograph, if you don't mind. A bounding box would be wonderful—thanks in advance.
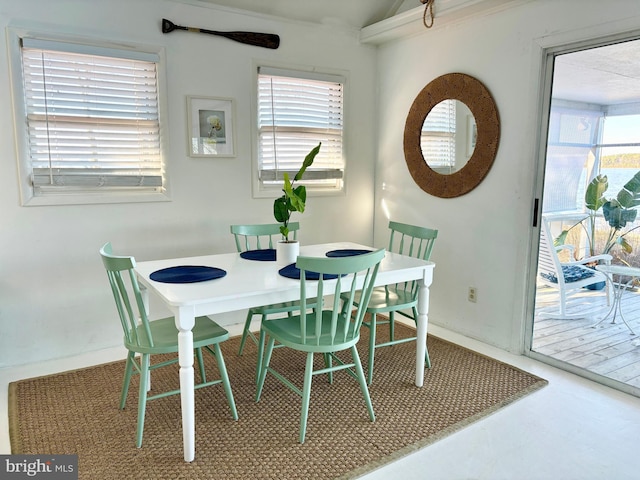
[276,240,300,266]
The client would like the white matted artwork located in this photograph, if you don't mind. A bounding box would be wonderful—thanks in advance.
[187,96,236,157]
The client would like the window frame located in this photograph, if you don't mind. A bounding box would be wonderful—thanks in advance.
[251,62,348,199]
[7,27,171,206]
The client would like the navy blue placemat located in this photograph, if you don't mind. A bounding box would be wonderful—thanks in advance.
[240,249,276,261]
[278,263,338,280]
[325,248,372,258]
[150,265,226,284]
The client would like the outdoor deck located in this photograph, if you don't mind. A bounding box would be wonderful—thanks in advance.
[533,283,640,389]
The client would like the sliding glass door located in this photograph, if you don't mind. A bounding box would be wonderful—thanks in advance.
[529,35,640,398]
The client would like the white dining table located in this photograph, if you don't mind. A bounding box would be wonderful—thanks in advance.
[134,241,435,462]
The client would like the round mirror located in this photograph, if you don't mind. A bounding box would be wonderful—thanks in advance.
[404,73,499,198]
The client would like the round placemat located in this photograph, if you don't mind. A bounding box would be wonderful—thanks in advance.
[325,249,372,258]
[278,263,338,281]
[240,249,276,261]
[150,266,226,284]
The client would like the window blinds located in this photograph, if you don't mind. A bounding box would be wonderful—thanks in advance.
[543,105,604,213]
[21,38,163,193]
[420,99,456,170]
[257,67,344,185]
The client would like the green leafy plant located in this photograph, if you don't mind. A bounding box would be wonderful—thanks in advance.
[273,142,321,241]
[557,171,640,257]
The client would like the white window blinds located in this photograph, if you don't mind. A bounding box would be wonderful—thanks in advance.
[257,67,344,187]
[543,105,604,213]
[20,38,163,194]
[421,99,456,171]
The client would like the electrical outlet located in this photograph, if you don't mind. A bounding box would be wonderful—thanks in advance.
[468,287,477,303]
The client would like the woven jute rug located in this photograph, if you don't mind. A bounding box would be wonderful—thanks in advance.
[9,324,547,479]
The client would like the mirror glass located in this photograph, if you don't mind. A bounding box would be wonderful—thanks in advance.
[421,100,476,174]
[404,73,500,198]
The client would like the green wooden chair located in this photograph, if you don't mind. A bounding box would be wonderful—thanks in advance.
[231,222,301,358]
[232,222,320,380]
[232,222,322,379]
[99,243,238,448]
[255,248,386,443]
[345,221,438,384]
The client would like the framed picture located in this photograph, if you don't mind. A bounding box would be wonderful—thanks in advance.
[187,96,236,157]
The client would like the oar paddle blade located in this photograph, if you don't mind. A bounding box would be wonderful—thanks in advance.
[213,31,280,49]
[161,18,280,49]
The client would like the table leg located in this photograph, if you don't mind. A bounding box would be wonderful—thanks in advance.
[176,307,196,462]
[593,274,637,335]
[612,279,637,335]
[415,268,433,387]
[139,284,152,391]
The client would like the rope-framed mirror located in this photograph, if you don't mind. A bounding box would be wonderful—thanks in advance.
[404,73,500,198]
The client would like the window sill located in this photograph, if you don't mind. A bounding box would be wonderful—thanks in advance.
[20,190,171,207]
[252,184,344,200]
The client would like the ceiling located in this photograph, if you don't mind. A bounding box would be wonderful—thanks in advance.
[194,1,640,108]
[553,38,640,107]
[195,0,414,29]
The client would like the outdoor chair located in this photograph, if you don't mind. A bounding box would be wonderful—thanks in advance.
[255,249,386,443]
[99,242,238,447]
[538,218,612,318]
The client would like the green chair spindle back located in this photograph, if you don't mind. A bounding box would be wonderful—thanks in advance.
[297,250,384,349]
[387,220,437,298]
[231,222,300,252]
[256,249,385,443]
[101,243,154,349]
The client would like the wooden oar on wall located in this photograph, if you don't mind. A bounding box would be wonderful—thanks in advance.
[162,19,280,49]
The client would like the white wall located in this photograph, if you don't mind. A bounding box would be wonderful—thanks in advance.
[374,0,640,351]
[0,0,378,367]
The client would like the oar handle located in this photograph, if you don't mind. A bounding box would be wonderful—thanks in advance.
[162,19,185,33]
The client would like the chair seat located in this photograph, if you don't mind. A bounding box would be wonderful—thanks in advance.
[349,286,415,313]
[125,316,229,354]
[262,311,358,353]
[250,298,318,315]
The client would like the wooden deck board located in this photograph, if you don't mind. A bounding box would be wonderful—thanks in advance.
[553,331,640,364]
[533,284,640,390]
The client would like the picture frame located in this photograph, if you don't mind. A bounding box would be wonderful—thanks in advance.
[187,96,236,157]
[466,114,478,157]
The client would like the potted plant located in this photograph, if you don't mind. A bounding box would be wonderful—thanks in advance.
[273,142,321,264]
[557,171,640,258]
